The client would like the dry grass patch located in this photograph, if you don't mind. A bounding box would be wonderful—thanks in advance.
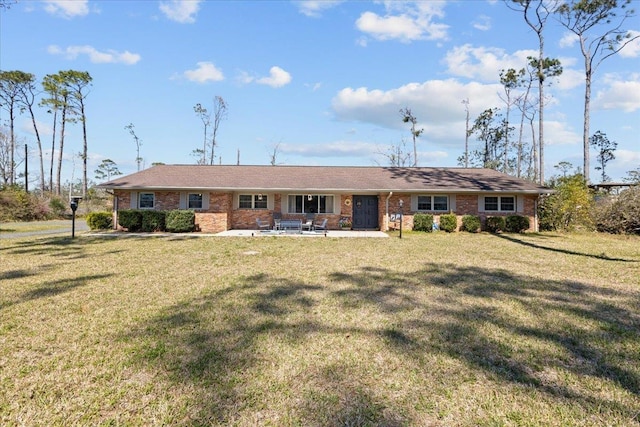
[1,232,639,426]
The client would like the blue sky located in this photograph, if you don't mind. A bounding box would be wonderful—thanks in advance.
[1,0,639,184]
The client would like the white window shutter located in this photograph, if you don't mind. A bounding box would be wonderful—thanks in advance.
[179,192,187,209]
[130,191,138,209]
[202,192,210,210]
[478,195,485,213]
[410,195,418,212]
[449,195,456,212]
[516,195,524,213]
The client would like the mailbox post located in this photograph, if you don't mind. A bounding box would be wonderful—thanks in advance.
[70,197,82,239]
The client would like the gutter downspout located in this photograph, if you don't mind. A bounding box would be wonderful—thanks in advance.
[385,192,393,231]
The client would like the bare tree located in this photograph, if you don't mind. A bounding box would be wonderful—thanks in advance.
[193,103,210,164]
[400,107,423,167]
[499,68,526,174]
[0,70,25,186]
[41,72,74,195]
[62,70,92,198]
[376,139,413,167]
[14,72,46,192]
[462,99,470,168]
[41,73,62,192]
[556,0,639,183]
[190,148,206,165]
[125,123,143,171]
[210,96,227,165]
[268,142,283,166]
[506,0,559,184]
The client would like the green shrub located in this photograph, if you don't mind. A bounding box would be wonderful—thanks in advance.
[412,213,434,232]
[0,188,51,221]
[439,213,457,232]
[461,215,481,233]
[486,216,505,233]
[538,173,593,231]
[48,197,67,218]
[141,210,166,232]
[86,211,112,230]
[166,210,195,233]
[505,215,530,233]
[118,209,142,232]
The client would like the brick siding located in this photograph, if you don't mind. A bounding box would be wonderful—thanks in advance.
[112,190,539,233]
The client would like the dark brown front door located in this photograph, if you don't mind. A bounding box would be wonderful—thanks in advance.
[352,195,378,229]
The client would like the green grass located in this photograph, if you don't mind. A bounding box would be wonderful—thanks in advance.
[0,220,71,233]
[1,232,639,426]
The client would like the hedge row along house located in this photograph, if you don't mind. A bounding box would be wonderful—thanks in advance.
[98,165,551,233]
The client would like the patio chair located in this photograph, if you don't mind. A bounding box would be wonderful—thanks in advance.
[302,213,315,231]
[273,212,282,230]
[256,218,270,230]
[314,218,328,232]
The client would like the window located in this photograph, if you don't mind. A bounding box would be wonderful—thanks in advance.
[254,194,267,209]
[138,193,155,209]
[500,196,515,211]
[484,196,498,211]
[238,194,268,209]
[484,196,515,212]
[287,195,334,213]
[188,193,203,209]
[417,195,448,211]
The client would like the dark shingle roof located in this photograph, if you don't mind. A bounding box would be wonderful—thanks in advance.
[98,165,551,194]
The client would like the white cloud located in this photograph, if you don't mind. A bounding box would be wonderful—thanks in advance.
[543,121,581,146]
[280,141,376,157]
[443,44,537,82]
[249,66,292,88]
[296,0,343,17]
[159,0,201,24]
[44,0,89,18]
[559,31,578,48]
[183,62,224,83]
[472,15,492,31]
[612,149,640,169]
[594,74,640,112]
[331,79,503,132]
[356,1,449,43]
[555,68,583,91]
[619,30,640,58]
[47,45,141,64]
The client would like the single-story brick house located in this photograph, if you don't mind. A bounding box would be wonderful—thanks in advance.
[98,164,551,233]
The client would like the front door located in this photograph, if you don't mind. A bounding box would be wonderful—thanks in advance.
[352,195,379,230]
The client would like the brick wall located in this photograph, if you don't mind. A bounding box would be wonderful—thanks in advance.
[113,190,539,233]
[379,193,538,232]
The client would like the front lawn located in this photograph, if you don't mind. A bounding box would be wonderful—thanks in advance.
[1,232,639,426]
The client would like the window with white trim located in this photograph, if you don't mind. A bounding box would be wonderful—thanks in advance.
[484,196,515,212]
[417,195,448,211]
[288,195,334,213]
[239,194,268,209]
[188,193,203,209]
[138,192,155,209]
